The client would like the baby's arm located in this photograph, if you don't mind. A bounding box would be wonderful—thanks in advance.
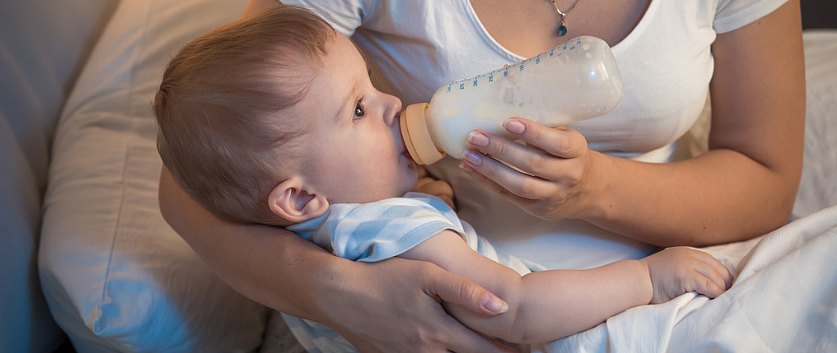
[399,231,731,343]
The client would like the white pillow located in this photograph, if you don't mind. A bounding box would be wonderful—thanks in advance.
[39,0,271,352]
[793,30,837,218]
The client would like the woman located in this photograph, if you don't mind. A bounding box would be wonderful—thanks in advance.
[158,0,804,351]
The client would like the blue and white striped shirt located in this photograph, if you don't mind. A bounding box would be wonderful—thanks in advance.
[283,192,541,353]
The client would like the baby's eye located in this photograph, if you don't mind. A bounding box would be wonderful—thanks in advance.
[353,100,365,120]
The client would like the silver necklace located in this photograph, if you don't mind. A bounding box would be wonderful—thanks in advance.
[548,0,579,36]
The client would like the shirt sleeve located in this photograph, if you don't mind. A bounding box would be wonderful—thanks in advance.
[327,195,465,262]
[279,0,377,37]
[713,0,789,33]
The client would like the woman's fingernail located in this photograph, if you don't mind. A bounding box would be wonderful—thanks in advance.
[467,131,489,147]
[483,294,509,314]
[458,161,475,173]
[503,119,525,134]
[463,150,482,166]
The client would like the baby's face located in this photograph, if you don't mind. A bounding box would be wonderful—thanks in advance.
[290,33,418,204]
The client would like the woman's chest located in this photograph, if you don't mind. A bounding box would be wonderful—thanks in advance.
[359,0,718,153]
[468,0,651,57]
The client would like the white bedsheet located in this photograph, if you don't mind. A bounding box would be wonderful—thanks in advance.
[542,204,837,352]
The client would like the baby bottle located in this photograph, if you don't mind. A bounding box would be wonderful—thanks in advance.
[400,36,623,165]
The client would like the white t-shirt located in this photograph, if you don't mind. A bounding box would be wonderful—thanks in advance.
[283,0,789,270]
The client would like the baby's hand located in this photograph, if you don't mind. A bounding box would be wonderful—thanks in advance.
[639,247,733,304]
[412,166,456,210]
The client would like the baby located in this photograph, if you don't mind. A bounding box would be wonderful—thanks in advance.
[154,4,732,349]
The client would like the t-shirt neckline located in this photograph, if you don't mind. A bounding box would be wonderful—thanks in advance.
[461,0,658,60]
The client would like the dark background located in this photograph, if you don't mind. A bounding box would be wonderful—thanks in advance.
[801,0,837,29]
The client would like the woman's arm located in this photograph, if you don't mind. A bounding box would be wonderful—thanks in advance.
[158,167,512,352]
[460,0,805,247]
[399,230,730,343]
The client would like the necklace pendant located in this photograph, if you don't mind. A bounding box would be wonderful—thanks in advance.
[557,25,567,36]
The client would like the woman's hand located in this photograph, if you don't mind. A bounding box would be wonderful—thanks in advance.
[411,166,456,210]
[459,118,605,221]
[317,258,514,353]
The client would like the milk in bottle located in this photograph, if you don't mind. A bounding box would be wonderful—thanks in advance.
[400,36,623,165]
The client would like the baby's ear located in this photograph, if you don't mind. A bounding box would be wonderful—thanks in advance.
[267,177,329,223]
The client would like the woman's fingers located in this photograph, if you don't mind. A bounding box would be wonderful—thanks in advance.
[501,118,587,159]
[464,118,588,183]
[460,117,598,220]
[466,131,554,181]
[348,308,515,353]
[461,150,557,201]
[466,129,584,182]
[422,263,515,353]
[333,258,514,352]
[426,263,508,316]
[444,320,518,353]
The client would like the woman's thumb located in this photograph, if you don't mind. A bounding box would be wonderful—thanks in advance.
[432,273,508,316]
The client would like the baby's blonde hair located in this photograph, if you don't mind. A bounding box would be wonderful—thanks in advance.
[155,5,334,224]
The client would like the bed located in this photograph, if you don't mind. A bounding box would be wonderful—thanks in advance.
[4,0,834,352]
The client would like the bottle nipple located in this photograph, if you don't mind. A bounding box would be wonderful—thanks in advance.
[400,103,446,165]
